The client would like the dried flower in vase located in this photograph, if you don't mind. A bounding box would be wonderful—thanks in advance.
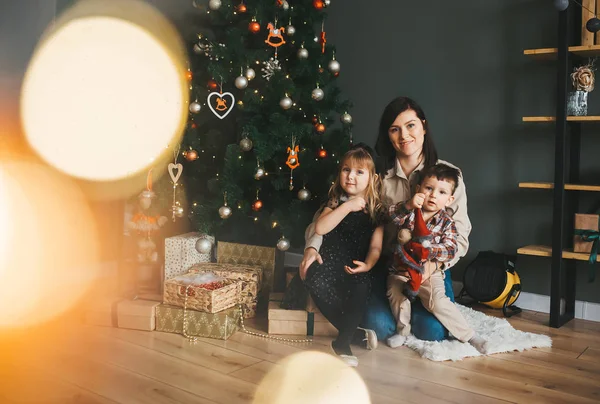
[571,63,595,92]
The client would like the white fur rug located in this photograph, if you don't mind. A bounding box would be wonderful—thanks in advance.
[404,304,552,362]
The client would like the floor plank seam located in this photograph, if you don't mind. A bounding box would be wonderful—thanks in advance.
[577,347,589,360]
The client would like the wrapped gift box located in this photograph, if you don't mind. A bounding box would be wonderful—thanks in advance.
[189,262,263,318]
[117,299,160,331]
[574,214,599,253]
[285,271,320,314]
[217,242,275,298]
[155,304,240,340]
[163,272,241,313]
[83,297,122,327]
[268,293,336,337]
[164,232,215,281]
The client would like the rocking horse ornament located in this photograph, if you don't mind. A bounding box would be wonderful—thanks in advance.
[265,21,286,48]
[207,80,235,120]
[286,137,300,190]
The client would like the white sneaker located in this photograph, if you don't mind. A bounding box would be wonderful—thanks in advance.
[357,327,378,350]
[330,342,359,367]
[386,333,407,348]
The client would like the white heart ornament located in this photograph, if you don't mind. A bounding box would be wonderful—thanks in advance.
[168,163,183,184]
[207,92,235,120]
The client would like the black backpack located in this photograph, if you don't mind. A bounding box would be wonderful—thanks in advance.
[457,251,522,317]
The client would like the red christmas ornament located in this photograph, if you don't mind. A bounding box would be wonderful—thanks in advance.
[313,0,324,9]
[252,199,263,211]
[185,149,198,161]
[249,20,261,34]
[191,122,198,129]
[318,148,328,159]
[238,3,247,12]
[185,70,193,81]
[312,116,319,124]
[207,79,218,90]
[315,123,326,134]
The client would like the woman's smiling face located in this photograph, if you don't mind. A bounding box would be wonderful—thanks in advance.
[387,109,426,159]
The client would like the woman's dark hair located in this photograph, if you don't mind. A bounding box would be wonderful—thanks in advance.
[374,96,438,174]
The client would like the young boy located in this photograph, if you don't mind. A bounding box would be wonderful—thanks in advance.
[386,163,489,354]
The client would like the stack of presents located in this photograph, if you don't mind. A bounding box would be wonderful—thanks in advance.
[84,232,336,340]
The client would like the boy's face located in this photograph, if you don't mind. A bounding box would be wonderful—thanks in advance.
[417,175,455,213]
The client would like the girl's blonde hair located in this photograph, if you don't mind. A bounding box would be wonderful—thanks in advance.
[328,147,383,222]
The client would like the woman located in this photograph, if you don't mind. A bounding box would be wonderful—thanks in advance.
[300,96,472,344]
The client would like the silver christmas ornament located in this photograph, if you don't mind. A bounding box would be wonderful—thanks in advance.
[193,43,203,54]
[219,204,232,219]
[240,137,253,151]
[324,0,331,5]
[287,25,296,35]
[328,59,340,73]
[554,0,569,11]
[195,237,213,254]
[277,236,291,251]
[189,101,202,113]
[313,36,319,42]
[208,0,221,10]
[297,187,311,201]
[280,96,293,110]
[297,47,309,59]
[254,167,265,180]
[172,205,184,218]
[245,68,256,80]
[235,75,248,89]
[282,0,290,10]
[340,112,352,125]
[311,87,324,101]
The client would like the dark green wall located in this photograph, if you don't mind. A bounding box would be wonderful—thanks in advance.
[325,0,600,302]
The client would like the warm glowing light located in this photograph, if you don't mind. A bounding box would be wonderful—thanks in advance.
[253,351,370,403]
[21,0,189,182]
[0,160,99,329]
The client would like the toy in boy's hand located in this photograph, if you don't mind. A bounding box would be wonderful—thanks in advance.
[391,208,432,302]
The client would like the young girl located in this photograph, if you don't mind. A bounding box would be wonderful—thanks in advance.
[302,144,384,367]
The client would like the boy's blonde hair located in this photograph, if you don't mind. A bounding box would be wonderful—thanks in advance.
[328,146,382,222]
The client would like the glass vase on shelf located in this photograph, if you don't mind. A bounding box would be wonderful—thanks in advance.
[567,90,588,116]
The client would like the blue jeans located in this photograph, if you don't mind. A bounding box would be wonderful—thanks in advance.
[359,268,455,342]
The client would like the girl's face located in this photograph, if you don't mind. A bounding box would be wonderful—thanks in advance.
[387,109,426,159]
[340,161,370,197]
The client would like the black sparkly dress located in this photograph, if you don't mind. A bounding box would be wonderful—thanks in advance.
[282,199,381,350]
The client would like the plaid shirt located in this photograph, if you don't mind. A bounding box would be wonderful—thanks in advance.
[388,203,458,263]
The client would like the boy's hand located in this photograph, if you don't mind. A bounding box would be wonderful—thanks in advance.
[344,260,370,274]
[406,193,425,210]
[346,196,366,212]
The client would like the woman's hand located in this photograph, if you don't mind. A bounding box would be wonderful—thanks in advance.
[299,247,323,280]
[344,260,371,275]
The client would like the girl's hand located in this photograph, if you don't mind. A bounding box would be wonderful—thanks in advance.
[346,196,366,212]
[344,260,370,274]
[299,247,323,280]
[406,193,425,210]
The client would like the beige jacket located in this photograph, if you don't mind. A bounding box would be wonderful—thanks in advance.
[304,158,472,270]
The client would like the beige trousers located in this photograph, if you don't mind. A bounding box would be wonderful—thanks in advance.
[387,270,474,342]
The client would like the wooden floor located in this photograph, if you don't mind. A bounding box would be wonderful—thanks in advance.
[1,306,600,404]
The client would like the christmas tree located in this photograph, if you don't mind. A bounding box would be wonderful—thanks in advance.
[178,0,353,250]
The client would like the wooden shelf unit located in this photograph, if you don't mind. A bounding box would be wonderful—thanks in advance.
[524,44,600,59]
[517,245,599,262]
[523,116,600,122]
[519,7,599,328]
[519,182,600,192]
